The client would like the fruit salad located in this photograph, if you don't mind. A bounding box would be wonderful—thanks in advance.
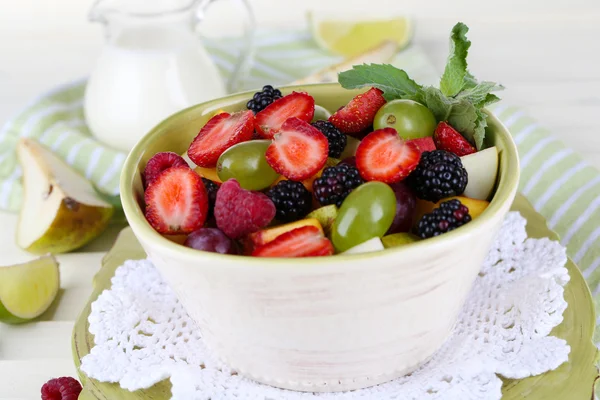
[141,22,503,257]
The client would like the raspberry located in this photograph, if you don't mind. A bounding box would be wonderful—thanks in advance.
[143,151,189,187]
[267,180,312,222]
[313,164,364,207]
[311,120,347,158]
[201,177,219,215]
[41,377,82,400]
[214,179,276,239]
[415,199,472,238]
[246,85,283,114]
[406,150,468,202]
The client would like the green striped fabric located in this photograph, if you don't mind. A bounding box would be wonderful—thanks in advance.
[1,30,599,347]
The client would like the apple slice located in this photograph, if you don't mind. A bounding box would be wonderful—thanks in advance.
[16,139,114,254]
[341,237,384,254]
[460,146,498,200]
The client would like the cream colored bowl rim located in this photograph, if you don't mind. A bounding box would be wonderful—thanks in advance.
[120,83,520,266]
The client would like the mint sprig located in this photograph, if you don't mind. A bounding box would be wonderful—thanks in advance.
[338,22,503,150]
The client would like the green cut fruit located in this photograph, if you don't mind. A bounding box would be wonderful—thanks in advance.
[307,204,338,236]
[0,255,60,324]
[382,232,419,248]
[312,105,332,122]
[373,99,437,139]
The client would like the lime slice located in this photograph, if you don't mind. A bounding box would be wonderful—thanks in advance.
[309,14,412,57]
[0,255,60,324]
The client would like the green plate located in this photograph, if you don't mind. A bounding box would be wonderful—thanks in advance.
[72,194,599,399]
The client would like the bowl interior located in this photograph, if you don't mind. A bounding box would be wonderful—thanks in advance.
[121,83,520,262]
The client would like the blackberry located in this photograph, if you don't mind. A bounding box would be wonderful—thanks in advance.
[311,120,347,158]
[202,178,219,215]
[415,199,472,238]
[246,85,283,114]
[313,164,364,207]
[267,180,312,222]
[406,150,468,202]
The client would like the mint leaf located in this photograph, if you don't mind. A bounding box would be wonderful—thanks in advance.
[447,99,478,143]
[421,86,454,121]
[480,93,501,108]
[338,64,422,101]
[440,22,471,97]
[473,109,489,150]
[456,81,504,106]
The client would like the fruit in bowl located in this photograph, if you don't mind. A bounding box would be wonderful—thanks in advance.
[120,23,519,392]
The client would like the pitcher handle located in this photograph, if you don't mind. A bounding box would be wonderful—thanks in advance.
[196,0,256,93]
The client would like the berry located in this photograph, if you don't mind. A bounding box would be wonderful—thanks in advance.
[355,128,421,183]
[252,225,334,257]
[247,85,283,114]
[265,117,328,181]
[415,199,472,238]
[188,110,254,167]
[255,92,315,139]
[433,121,476,157]
[143,152,189,187]
[201,177,219,215]
[406,150,468,202]
[328,87,386,135]
[184,228,238,254]
[144,167,208,235]
[41,377,82,400]
[214,179,276,239]
[407,137,436,154]
[313,164,364,207]
[387,182,417,234]
[311,120,347,158]
[267,180,312,222]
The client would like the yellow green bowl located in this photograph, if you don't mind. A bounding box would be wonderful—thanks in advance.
[120,83,520,392]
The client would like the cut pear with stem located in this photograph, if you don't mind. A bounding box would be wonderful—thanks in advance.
[0,255,59,324]
[16,139,114,254]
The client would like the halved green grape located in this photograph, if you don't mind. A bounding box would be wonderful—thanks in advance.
[217,140,279,190]
[331,181,396,252]
[373,99,437,139]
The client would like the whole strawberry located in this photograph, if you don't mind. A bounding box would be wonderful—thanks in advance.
[41,377,82,400]
[328,87,386,135]
[433,121,476,156]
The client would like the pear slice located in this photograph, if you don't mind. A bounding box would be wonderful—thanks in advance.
[342,237,384,254]
[460,146,499,200]
[16,139,114,254]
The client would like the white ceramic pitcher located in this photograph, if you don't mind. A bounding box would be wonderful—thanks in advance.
[84,0,255,152]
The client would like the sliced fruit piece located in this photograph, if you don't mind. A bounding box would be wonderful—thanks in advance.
[252,225,334,257]
[309,13,412,57]
[217,140,279,191]
[194,166,222,183]
[331,181,396,252]
[433,121,476,157]
[144,166,208,235]
[214,179,276,239]
[0,255,59,324]
[246,218,323,250]
[414,196,490,224]
[265,117,329,181]
[340,135,361,159]
[255,92,315,139]
[329,87,386,135]
[461,146,499,200]
[341,237,384,254]
[355,128,420,183]
[373,99,437,139]
[382,232,419,248]
[407,137,436,154]
[307,204,338,236]
[16,139,114,255]
[144,152,189,187]
[188,110,255,167]
[312,105,332,122]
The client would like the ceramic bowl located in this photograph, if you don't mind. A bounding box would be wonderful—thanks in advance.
[120,83,520,392]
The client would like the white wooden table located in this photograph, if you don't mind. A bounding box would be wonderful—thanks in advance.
[1,0,599,398]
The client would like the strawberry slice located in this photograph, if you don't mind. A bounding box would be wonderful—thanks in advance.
[255,92,315,139]
[433,121,476,156]
[144,166,208,235]
[265,117,329,181]
[143,151,189,188]
[356,128,421,183]
[328,87,386,135]
[407,137,436,154]
[252,225,334,257]
[188,110,254,168]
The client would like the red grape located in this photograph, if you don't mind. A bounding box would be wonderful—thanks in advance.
[184,228,238,254]
[386,182,416,234]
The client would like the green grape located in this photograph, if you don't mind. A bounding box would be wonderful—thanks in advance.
[373,99,437,139]
[217,140,279,190]
[332,182,397,253]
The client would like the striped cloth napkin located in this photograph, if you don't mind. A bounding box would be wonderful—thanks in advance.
[1,30,599,346]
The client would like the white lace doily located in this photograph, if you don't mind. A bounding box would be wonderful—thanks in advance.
[80,212,571,400]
